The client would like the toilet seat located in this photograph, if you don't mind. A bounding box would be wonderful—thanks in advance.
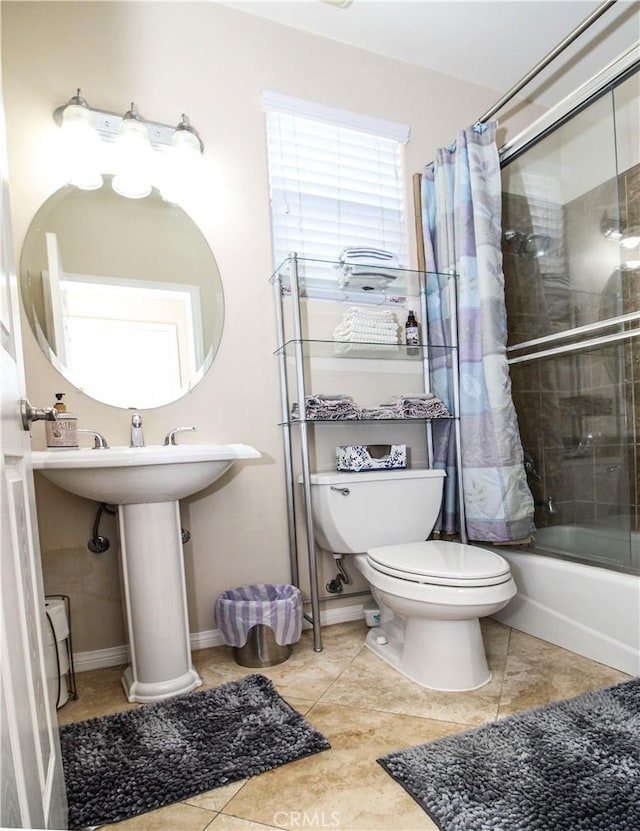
[366,540,512,587]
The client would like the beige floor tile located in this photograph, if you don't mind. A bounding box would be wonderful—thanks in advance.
[57,619,633,831]
[184,780,249,813]
[222,702,461,831]
[57,664,137,725]
[209,814,288,830]
[498,628,632,717]
[107,801,215,830]
[319,620,510,727]
[194,621,368,703]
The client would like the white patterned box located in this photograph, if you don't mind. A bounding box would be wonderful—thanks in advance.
[336,444,407,472]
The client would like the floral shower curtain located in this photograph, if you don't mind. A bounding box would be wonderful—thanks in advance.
[420,121,534,541]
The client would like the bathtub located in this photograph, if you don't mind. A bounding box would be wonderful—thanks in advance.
[534,523,639,572]
[494,532,640,676]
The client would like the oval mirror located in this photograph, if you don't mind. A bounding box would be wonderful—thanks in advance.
[20,177,224,409]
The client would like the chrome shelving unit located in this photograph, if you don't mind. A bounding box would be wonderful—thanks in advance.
[272,253,464,651]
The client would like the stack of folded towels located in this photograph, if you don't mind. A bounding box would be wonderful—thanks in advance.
[389,393,451,419]
[292,394,361,421]
[338,247,401,289]
[292,393,451,421]
[333,307,399,345]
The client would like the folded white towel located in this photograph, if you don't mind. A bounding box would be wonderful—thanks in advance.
[342,317,396,327]
[344,307,396,318]
[334,332,399,344]
[334,321,399,335]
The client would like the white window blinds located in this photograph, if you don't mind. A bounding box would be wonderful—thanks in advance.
[263,92,409,272]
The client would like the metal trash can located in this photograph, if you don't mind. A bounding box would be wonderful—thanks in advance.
[215,583,303,668]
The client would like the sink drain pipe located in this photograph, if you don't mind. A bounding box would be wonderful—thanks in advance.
[87,502,116,553]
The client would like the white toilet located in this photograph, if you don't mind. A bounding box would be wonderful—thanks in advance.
[309,468,517,692]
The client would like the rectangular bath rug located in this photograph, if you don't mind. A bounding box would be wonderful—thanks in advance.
[378,676,640,831]
[60,673,330,829]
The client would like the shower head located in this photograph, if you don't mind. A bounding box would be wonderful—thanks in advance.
[504,229,552,259]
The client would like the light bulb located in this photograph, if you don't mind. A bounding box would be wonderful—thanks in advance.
[60,102,103,190]
[112,108,153,199]
[159,116,203,205]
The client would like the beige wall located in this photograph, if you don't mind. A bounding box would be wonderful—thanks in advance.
[1,1,537,655]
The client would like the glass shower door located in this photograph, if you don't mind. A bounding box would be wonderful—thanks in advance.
[501,72,639,574]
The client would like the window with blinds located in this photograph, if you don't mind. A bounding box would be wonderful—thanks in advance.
[263,92,409,288]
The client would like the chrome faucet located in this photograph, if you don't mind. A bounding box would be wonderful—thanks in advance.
[163,426,197,446]
[130,413,145,447]
[77,428,109,449]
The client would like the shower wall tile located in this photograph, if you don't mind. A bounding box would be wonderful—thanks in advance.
[503,159,640,537]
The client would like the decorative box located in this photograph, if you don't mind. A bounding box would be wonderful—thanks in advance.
[336,444,407,472]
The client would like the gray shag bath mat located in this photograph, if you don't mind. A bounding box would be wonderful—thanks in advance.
[379,676,640,831]
[60,673,330,829]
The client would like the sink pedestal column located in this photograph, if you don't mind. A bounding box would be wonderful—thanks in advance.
[118,500,202,703]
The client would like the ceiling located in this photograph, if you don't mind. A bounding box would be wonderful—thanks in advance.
[218,1,639,112]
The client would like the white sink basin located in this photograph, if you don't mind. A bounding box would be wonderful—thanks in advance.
[31,443,261,504]
[31,441,261,704]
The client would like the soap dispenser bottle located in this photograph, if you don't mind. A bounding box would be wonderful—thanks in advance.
[46,393,79,449]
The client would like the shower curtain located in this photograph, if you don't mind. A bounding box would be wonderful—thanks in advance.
[420,121,534,541]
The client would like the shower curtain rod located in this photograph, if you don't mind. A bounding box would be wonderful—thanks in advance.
[477,0,617,123]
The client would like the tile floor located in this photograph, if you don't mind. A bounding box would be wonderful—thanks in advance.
[58,619,631,831]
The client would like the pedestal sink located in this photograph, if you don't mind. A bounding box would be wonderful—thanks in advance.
[32,443,261,703]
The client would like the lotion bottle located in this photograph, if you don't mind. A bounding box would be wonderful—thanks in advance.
[46,393,78,449]
[405,310,419,355]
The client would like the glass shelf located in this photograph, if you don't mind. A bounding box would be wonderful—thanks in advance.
[280,415,456,427]
[270,255,455,301]
[275,339,456,359]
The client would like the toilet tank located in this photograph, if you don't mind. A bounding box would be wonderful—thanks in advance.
[308,469,446,554]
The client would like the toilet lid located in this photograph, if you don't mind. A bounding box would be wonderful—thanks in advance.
[366,541,512,587]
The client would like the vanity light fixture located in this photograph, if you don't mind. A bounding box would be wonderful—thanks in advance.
[57,90,104,191]
[54,90,205,200]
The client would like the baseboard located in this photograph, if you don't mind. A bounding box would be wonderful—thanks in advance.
[73,603,366,673]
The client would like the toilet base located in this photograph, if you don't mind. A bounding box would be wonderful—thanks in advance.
[364,615,492,692]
